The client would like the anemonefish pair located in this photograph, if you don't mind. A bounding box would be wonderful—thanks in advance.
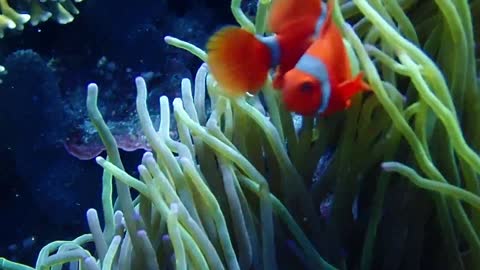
[206,0,370,116]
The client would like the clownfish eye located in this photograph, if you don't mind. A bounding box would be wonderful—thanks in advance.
[300,81,314,92]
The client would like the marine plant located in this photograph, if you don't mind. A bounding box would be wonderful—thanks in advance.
[1,0,479,269]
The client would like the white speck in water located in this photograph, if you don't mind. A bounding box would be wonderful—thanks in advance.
[22,236,36,248]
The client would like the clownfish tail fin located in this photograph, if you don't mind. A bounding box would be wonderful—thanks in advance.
[337,72,371,103]
[206,26,271,95]
[354,72,371,91]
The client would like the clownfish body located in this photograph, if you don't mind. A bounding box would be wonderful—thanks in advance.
[206,0,326,95]
[281,0,370,116]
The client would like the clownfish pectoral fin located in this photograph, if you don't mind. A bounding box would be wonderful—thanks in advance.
[206,26,271,95]
[337,72,371,103]
[268,0,322,34]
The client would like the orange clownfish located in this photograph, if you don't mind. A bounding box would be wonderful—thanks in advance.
[281,0,370,116]
[206,0,327,95]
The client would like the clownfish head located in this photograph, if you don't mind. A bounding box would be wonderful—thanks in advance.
[281,68,323,116]
[281,54,332,116]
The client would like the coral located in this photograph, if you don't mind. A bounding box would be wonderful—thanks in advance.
[0,49,65,147]
[0,0,86,71]
[1,0,479,270]
[0,49,99,228]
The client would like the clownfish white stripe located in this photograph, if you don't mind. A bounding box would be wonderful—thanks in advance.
[314,1,328,38]
[257,35,281,68]
[295,53,331,113]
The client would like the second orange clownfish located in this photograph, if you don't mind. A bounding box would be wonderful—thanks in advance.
[206,0,370,116]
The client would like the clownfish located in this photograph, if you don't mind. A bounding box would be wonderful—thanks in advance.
[281,0,370,116]
[206,0,327,95]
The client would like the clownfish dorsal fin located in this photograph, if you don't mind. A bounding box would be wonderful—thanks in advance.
[268,0,322,34]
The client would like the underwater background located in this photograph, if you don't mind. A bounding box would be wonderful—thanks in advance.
[0,0,240,265]
[0,0,479,270]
